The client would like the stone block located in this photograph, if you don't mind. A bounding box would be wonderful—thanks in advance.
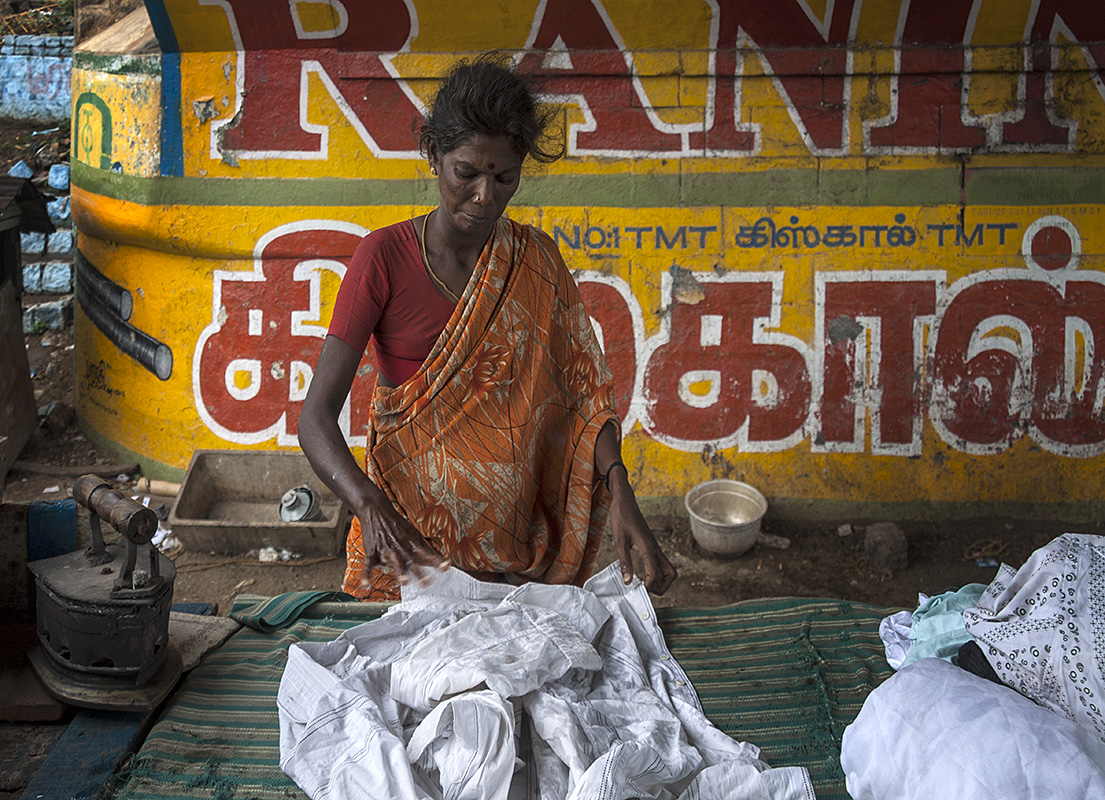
[46,229,74,256]
[864,522,909,572]
[23,298,71,332]
[47,195,70,224]
[22,263,42,293]
[47,164,69,191]
[14,36,35,48]
[40,262,72,293]
[20,231,46,256]
[7,161,33,179]
[0,53,73,121]
[38,400,75,436]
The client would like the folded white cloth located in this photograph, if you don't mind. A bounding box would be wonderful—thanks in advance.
[841,658,1105,800]
[278,563,815,800]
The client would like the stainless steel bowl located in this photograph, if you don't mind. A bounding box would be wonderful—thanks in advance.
[684,480,768,558]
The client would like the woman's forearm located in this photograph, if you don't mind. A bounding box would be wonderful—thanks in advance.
[298,400,384,516]
[299,335,387,517]
[594,419,626,485]
[594,418,677,593]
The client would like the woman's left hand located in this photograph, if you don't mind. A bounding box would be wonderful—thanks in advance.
[607,468,677,595]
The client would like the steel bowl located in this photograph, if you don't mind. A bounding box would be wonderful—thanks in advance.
[684,479,768,558]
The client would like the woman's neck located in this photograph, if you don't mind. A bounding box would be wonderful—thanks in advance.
[428,209,495,271]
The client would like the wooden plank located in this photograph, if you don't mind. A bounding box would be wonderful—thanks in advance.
[18,709,150,800]
[9,461,139,479]
[168,611,241,672]
[0,662,67,723]
[0,281,36,479]
[0,721,69,793]
[0,623,66,723]
[0,503,31,620]
[77,7,158,55]
[171,601,216,616]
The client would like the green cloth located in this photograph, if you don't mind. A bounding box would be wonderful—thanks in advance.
[900,583,987,669]
[229,590,359,633]
[105,596,896,800]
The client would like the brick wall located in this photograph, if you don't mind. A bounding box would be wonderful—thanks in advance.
[0,34,73,123]
[3,34,74,332]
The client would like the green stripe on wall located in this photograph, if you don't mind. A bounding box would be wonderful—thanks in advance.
[72,160,1105,209]
[78,421,186,482]
[965,167,1105,206]
[513,173,684,207]
[71,161,438,207]
[73,51,162,75]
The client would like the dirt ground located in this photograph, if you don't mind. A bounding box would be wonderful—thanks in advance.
[0,117,68,177]
[8,324,1095,615]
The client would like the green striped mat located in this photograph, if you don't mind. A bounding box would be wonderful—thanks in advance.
[104,596,896,800]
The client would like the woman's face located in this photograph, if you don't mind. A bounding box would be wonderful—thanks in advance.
[428,134,523,242]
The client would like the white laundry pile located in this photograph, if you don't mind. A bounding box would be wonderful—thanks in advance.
[277,563,816,800]
[842,533,1105,800]
[841,658,1105,800]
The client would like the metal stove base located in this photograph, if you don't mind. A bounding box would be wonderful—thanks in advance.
[28,642,184,712]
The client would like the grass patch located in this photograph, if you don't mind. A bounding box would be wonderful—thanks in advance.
[2,1,74,36]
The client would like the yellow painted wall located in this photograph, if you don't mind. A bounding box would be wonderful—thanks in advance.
[70,0,1105,516]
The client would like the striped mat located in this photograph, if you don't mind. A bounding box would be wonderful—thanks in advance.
[104,595,896,800]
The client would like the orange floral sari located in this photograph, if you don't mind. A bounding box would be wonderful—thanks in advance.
[343,217,619,601]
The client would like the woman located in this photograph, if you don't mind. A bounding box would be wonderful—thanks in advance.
[299,55,676,600]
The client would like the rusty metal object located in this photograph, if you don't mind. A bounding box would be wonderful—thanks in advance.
[73,474,165,592]
[27,474,180,710]
[75,473,158,545]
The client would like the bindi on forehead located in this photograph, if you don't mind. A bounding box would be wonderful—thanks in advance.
[488,162,495,170]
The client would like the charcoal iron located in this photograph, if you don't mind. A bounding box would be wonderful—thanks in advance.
[27,474,181,711]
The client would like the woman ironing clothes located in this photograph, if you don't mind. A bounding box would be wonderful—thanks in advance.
[298,55,676,601]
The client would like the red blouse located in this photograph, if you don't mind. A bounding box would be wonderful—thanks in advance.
[328,220,456,385]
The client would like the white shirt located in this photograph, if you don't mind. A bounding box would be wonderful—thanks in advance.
[277,563,816,800]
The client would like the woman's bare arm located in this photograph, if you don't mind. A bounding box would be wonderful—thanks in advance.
[299,335,448,585]
[594,420,678,595]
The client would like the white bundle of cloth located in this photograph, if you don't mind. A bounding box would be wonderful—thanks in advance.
[277,563,816,800]
[841,658,1105,800]
[842,533,1105,800]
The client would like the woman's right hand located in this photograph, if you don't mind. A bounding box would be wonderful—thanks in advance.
[356,497,451,587]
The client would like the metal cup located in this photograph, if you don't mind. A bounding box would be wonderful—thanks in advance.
[279,485,323,522]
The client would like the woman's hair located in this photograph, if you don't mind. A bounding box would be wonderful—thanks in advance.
[418,54,564,164]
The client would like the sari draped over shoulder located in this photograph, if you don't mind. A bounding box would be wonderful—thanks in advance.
[344,217,620,600]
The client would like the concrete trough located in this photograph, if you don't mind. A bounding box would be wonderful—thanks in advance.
[169,450,346,557]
